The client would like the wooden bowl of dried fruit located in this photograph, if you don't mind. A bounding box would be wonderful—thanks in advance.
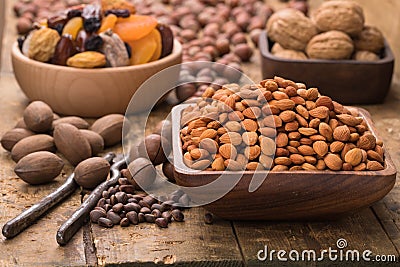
[11,4,182,117]
[171,78,396,220]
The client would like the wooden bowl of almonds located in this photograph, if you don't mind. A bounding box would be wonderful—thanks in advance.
[171,77,397,220]
[11,40,182,117]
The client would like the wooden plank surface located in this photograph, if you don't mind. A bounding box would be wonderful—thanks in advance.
[0,0,400,266]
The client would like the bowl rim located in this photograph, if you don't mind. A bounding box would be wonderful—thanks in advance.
[259,30,395,65]
[172,103,397,177]
[11,39,182,72]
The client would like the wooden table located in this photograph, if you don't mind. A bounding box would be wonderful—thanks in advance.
[1,0,400,266]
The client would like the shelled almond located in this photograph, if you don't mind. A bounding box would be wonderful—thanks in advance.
[180,76,385,172]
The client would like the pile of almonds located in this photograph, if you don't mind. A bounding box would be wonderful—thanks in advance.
[267,1,385,61]
[180,76,385,172]
[0,101,125,185]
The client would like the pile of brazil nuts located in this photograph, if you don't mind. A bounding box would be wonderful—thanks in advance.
[180,76,385,172]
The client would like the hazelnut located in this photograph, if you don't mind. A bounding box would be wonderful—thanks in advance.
[233,43,253,62]
[231,32,247,45]
[250,29,262,47]
[247,16,264,32]
[17,17,32,34]
[176,83,196,102]
[235,12,251,30]
[216,38,230,55]
[180,29,197,41]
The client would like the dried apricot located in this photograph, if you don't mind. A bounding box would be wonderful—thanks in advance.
[127,31,158,65]
[62,17,83,40]
[98,14,118,33]
[149,29,162,62]
[114,15,158,42]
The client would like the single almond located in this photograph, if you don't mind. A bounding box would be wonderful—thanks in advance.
[313,141,328,157]
[190,148,210,160]
[324,154,343,171]
[295,114,308,128]
[219,132,242,146]
[279,110,296,122]
[199,129,218,141]
[243,107,262,119]
[302,163,317,170]
[319,122,333,141]
[367,150,383,163]
[225,121,242,132]
[290,154,305,165]
[199,138,219,154]
[275,99,295,110]
[211,157,225,171]
[366,161,384,171]
[298,145,315,156]
[336,114,363,127]
[242,119,259,132]
[228,111,244,121]
[187,119,207,133]
[272,91,289,100]
[244,145,261,160]
[354,163,367,171]
[309,106,329,119]
[276,133,288,148]
[315,96,334,110]
[219,143,237,159]
[242,132,258,146]
[274,157,292,166]
[296,105,309,119]
[246,162,263,170]
[330,141,345,153]
[224,159,243,171]
[259,136,275,155]
[14,151,64,185]
[298,127,318,136]
[191,159,211,170]
[306,88,319,101]
[285,121,299,132]
[11,134,56,162]
[1,128,35,152]
[333,125,351,142]
[357,133,376,150]
[344,148,363,166]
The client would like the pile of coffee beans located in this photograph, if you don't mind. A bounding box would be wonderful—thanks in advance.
[90,177,186,228]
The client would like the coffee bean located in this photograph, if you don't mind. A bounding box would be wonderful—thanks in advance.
[139,200,150,209]
[112,203,124,213]
[151,209,162,218]
[143,195,157,206]
[144,214,156,223]
[140,207,151,214]
[107,210,121,225]
[97,198,106,207]
[102,190,109,199]
[162,211,172,222]
[126,211,139,225]
[90,209,106,223]
[171,209,184,222]
[108,186,117,195]
[179,194,190,206]
[132,194,144,201]
[115,192,128,204]
[98,217,113,228]
[124,203,141,213]
[127,198,138,204]
[138,213,145,223]
[104,204,112,212]
[151,203,164,212]
[119,185,135,194]
[155,218,168,228]
[110,195,118,206]
[204,213,214,224]
[118,177,129,185]
[120,217,130,227]
[161,200,174,210]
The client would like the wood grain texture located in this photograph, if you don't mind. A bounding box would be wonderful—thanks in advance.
[92,208,243,266]
[0,0,4,69]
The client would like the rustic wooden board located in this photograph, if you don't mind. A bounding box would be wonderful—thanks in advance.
[91,207,243,266]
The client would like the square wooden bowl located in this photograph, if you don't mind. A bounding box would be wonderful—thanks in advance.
[259,31,395,105]
[172,104,397,221]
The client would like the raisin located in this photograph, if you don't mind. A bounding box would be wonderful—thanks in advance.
[47,15,67,35]
[104,9,130,18]
[67,9,82,20]
[52,35,75,66]
[17,36,25,51]
[124,42,132,58]
[84,18,101,33]
[84,34,103,51]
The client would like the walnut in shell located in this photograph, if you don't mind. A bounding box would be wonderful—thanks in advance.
[353,26,385,53]
[271,43,285,54]
[312,0,364,37]
[306,31,354,60]
[353,51,380,62]
[273,49,308,60]
[266,8,317,51]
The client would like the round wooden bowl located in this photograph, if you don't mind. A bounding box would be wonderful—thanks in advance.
[11,40,182,117]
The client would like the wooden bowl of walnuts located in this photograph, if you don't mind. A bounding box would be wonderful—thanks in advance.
[260,2,395,105]
[171,76,396,220]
